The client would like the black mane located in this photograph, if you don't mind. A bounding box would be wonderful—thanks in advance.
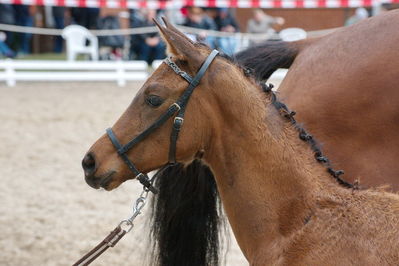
[235,41,299,81]
[150,160,224,266]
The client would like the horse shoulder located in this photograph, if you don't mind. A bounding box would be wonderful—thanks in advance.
[250,190,399,265]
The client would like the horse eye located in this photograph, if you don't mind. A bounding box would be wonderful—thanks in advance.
[146,95,164,107]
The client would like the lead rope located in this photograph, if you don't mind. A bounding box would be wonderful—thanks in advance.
[73,184,153,266]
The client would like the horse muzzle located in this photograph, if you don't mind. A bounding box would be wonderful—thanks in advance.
[82,152,115,190]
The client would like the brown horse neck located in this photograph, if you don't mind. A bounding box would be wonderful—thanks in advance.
[202,75,347,261]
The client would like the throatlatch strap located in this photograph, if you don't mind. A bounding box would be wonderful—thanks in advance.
[168,116,184,163]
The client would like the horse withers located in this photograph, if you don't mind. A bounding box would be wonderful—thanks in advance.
[236,9,399,191]
[82,19,399,265]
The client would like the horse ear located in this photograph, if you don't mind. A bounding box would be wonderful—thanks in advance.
[161,17,195,45]
[153,18,202,64]
[153,18,179,57]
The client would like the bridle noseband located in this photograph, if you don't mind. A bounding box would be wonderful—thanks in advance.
[106,50,219,194]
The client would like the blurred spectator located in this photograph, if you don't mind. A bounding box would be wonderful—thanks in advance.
[345,8,369,26]
[214,8,239,32]
[13,4,35,55]
[71,7,99,29]
[0,4,16,47]
[183,7,217,48]
[247,9,284,45]
[378,4,390,15]
[0,31,15,58]
[164,8,185,25]
[131,9,165,64]
[214,8,239,55]
[98,15,124,60]
[52,6,67,53]
[129,9,145,60]
[0,4,15,26]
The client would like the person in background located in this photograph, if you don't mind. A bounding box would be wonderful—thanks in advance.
[214,8,239,55]
[52,6,67,53]
[71,7,99,29]
[87,8,101,29]
[0,4,15,48]
[164,7,185,25]
[129,9,145,60]
[132,9,165,64]
[97,13,124,60]
[13,4,35,55]
[0,31,15,58]
[246,9,284,45]
[183,7,217,48]
[345,7,368,26]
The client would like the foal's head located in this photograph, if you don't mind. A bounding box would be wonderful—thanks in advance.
[82,19,243,190]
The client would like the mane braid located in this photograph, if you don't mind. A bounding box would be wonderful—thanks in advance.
[260,83,357,189]
[218,53,355,189]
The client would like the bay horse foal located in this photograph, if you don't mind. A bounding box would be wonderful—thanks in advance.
[82,20,399,265]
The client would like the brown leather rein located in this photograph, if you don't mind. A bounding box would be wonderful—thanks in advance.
[73,226,126,266]
[73,188,148,266]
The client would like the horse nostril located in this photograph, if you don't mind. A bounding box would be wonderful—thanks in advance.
[82,152,96,176]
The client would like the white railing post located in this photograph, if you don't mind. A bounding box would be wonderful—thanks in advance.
[5,59,16,87]
[0,60,155,85]
[116,61,126,87]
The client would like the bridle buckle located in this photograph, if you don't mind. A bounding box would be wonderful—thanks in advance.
[171,102,181,111]
[135,172,145,179]
[136,173,158,194]
[173,117,184,130]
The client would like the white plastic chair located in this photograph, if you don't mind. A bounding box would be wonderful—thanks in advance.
[279,28,307,42]
[62,25,99,61]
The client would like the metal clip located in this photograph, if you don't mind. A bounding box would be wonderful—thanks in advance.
[135,172,144,180]
[118,219,134,233]
[117,187,150,234]
[171,102,181,111]
[173,116,184,130]
[133,196,147,215]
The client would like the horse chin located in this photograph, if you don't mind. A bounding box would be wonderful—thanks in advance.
[99,170,134,191]
[101,180,120,191]
[85,170,120,190]
[99,173,122,191]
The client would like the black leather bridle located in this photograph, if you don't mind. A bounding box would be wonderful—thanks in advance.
[106,50,219,194]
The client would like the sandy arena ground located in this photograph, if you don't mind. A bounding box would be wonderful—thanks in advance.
[1,77,281,265]
[0,81,251,266]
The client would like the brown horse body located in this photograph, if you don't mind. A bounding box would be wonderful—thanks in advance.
[83,20,399,265]
[237,10,399,190]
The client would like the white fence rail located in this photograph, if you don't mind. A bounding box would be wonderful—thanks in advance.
[0,59,288,87]
[0,60,149,87]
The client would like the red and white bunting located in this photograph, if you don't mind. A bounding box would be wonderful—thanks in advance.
[0,0,397,8]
